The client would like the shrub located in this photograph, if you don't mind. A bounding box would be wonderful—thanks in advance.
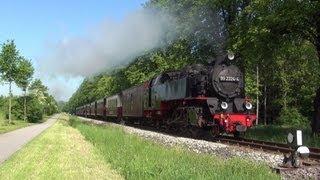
[278,107,309,127]
[27,98,43,123]
[12,97,24,120]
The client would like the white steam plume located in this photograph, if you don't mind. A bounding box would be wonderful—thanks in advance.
[40,9,176,77]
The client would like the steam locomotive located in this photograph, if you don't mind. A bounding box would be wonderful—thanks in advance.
[75,52,256,136]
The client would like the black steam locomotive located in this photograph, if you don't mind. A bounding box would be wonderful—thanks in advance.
[76,52,256,136]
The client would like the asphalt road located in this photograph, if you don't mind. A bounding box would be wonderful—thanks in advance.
[0,115,59,164]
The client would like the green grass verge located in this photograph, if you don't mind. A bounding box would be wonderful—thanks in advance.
[0,115,123,180]
[0,111,56,134]
[0,120,30,134]
[245,125,320,147]
[70,117,279,180]
[0,111,30,134]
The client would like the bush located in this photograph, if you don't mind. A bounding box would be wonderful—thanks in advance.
[27,98,43,123]
[278,107,309,127]
[12,97,24,120]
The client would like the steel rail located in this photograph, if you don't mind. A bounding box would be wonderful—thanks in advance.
[78,116,320,161]
[214,136,320,160]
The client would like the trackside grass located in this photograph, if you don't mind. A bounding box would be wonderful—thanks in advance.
[0,111,31,134]
[0,112,53,134]
[0,120,30,134]
[245,125,320,148]
[70,117,279,180]
[0,115,123,180]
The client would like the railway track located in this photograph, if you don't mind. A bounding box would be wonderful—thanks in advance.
[78,116,320,178]
[130,121,320,163]
[79,116,320,162]
[213,135,320,161]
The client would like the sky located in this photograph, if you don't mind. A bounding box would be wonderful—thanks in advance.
[0,0,147,101]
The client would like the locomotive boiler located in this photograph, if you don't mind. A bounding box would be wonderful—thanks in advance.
[76,52,256,137]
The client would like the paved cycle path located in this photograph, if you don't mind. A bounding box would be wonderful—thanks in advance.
[0,114,59,164]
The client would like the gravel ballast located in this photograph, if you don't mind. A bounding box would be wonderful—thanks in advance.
[78,116,320,179]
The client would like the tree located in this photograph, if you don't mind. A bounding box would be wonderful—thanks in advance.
[29,79,48,106]
[16,57,34,121]
[0,40,20,123]
[29,79,58,116]
[231,0,320,125]
[65,0,320,129]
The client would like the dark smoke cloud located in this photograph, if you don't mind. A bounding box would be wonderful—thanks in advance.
[40,9,176,77]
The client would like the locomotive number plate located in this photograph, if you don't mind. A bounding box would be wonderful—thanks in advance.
[219,76,240,82]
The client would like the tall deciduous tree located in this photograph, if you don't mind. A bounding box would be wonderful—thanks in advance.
[0,40,20,123]
[29,79,58,116]
[29,79,49,105]
[16,57,34,121]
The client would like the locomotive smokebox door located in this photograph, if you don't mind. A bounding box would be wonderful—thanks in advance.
[211,64,244,99]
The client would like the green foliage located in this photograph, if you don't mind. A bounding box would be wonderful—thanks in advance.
[11,97,24,120]
[0,119,30,134]
[0,40,20,83]
[57,101,66,112]
[29,79,49,95]
[68,116,77,126]
[66,0,320,128]
[26,96,44,123]
[9,95,44,123]
[0,79,58,123]
[245,124,320,148]
[0,40,22,123]
[15,57,34,91]
[278,107,309,127]
[231,0,320,124]
[29,79,58,116]
[0,40,57,123]
[72,119,279,179]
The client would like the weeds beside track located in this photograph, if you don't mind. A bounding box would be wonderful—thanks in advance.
[70,116,279,180]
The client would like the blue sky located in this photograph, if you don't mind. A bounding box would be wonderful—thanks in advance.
[0,0,147,101]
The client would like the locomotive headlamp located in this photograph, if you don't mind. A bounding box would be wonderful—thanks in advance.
[221,102,228,110]
[245,102,253,110]
[227,52,235,60]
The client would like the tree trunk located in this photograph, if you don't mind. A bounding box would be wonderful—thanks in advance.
[315,10,320,59]
[256,66,259,125]
[264,85,267,125]
[8,81,12,124]
[24,89,27,122]
[313,88,320,134]
[283,90,287,111]
[313,10,320,133]
[316,37,320,60]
